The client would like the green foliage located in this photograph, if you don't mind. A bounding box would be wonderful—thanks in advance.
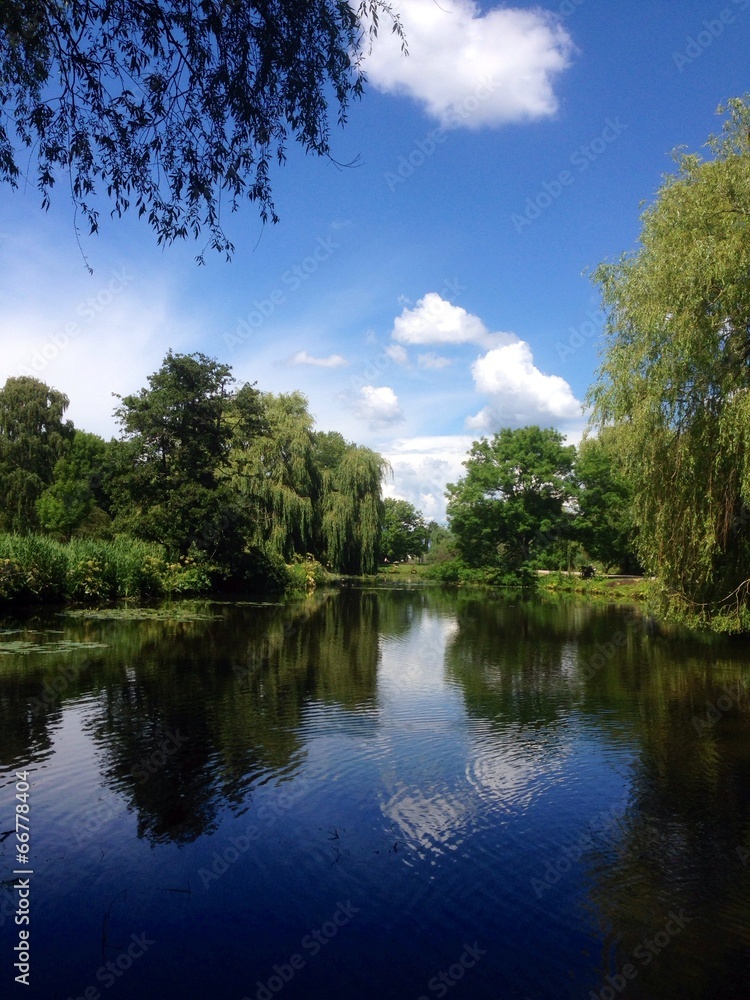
[446,426,576,573]
[320,445,388,575]
[0,376,73,533]
[0,533,69,601]
[0,1,403,259]
[285,556,329,594]
[109,352,244,565]
[0,356,391,599]
[574,429,639,572]
[0,533,210,603]
[423,521,457,564]
[114,351,234,484]
[36,430,109,538]
[423,557,537,589]
[228,391,316,561]
[381,498,428,563]
[588,97,750,608]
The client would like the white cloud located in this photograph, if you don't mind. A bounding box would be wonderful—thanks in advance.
[467,340,582,429]
[362,0,575,128]
[418,352,452,370]
[0,271,193,439]
[356,385,405,427]
[288,350,348,368]
[381,435,474,522]
[392,293,516,349]
[385,344,409,365]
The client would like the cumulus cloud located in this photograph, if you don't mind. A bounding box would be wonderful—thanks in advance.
[385,344,409,365]
[381,435,474,522]
[356,385,405,427]
[418,352,452,370]
[288,350,348,368]
[392,293,516,349]
[362,0,575,128]
[467,340,582,429]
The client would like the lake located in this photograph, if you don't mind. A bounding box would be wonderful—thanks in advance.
[1,586,749,999]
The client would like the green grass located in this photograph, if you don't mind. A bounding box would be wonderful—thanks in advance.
[537,571,653,602]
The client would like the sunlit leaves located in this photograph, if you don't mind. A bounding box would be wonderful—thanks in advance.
[588,97,750,604]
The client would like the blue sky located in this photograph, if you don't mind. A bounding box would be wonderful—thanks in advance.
[2,0,749,521]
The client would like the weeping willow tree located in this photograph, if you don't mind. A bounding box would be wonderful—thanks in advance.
[319,441,389,575]
[588,97,750,623]
[227,389,317,560]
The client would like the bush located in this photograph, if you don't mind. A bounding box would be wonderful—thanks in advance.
[286,555,328,593]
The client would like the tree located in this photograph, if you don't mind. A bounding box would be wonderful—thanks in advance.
[588,97,750,608]
[109,351,241,559]
[423,521,456,565]
[381,498,428,563]
[446,426,576,572]
[36,430,109,538]
[574,430,638,573]
[319,444,388,575]
[0,376,73,533]
[0,1,403,261]
[227,389,317,561]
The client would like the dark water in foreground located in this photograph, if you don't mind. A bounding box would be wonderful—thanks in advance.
[1,587,750,1000]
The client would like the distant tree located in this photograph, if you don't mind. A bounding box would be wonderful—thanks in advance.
[0,376,73,533]
[36,430,109,538]
[423,521,457,564]
[0,1,403,261]
[574,430,638,573]
[381,498,428,562]
[447,426,576,572]
[320,445,388,575]
[227,390,317,561]
[588,97,750,606]
[109,351,241,560]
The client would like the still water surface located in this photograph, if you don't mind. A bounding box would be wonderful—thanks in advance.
[1,587,749,999]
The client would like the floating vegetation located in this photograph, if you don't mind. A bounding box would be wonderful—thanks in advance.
[62,605,217,622]
[0,639,109,655]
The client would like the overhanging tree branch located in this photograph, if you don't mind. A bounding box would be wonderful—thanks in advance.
[0,0,404,261]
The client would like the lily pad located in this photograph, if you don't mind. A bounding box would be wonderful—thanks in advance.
[0,639,108,655]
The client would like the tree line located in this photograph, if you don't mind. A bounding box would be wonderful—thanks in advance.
[0,351,389,588]
[0,352,640,597]
[436,424,638,585]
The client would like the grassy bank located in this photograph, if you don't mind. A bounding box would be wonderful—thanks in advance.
[537,571,652,602]
[0,534,339,605]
